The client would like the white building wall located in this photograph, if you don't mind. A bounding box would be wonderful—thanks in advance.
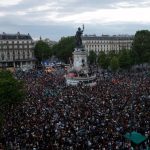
[83,35,133,55]
[0,34,35,69]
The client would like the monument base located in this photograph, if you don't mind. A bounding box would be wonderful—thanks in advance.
[65,75,96,86]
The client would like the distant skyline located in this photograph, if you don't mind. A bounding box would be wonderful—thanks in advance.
[0,0,150,41]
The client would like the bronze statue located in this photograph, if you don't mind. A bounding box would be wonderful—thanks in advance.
[75,25,84,47]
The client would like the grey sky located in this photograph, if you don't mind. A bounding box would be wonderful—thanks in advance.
[0,0,150,41]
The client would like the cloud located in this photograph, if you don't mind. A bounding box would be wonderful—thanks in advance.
[0,12,5,17]
[0,0,23,6]
[42,6,150,25]
[111,0,150,8]
[0,0,150,40]
[1,0,150,25]
[27,2,63,12]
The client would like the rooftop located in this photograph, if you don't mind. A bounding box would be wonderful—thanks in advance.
[82,34,134,40]
[0,32,32,40]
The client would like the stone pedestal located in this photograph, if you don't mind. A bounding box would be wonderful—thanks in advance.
[73,47,87,69]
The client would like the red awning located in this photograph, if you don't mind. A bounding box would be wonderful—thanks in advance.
[67,73,77,77]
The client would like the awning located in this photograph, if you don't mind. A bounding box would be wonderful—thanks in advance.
[124,131,148,145]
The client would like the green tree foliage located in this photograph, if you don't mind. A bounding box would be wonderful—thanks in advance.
[0,71,25,130]
[51,36,75,63]
[88,51,97,65]
[107,50,119,66]
[0,71,25,108]
[132,30,150,64]
[119,49,132,69]
[143,51,150,63]
[34,40,52,62]
[108,50,118,58]
[127,50,136,66]
[97,51,109,69]
[110,56,119,72]
[0,70,12,78]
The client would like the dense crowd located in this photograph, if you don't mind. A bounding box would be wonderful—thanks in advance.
[0,67,150,149]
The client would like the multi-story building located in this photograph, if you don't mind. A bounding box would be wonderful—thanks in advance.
[0,32,35,70]
[82,34,134,55]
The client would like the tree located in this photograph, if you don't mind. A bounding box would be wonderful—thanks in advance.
[51,36,75,63]
[0,71,25,108]
[119,49,132,69]
[108,50,117,58]
[143,51,150,64]
[128,49,137,66]
[34,40,52,63]
[88,50,97,65]
[110,56,119,72]
[0,70,12,79]
[132,30,150,64]
[0,71,25,130]
[97,51,109,69]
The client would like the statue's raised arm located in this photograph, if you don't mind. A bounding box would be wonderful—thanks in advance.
[75,25,84,48]
[82,24,84,32]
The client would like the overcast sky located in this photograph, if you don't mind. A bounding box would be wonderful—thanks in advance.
[0,0,150,41]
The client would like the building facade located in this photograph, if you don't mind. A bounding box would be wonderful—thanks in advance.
[82,34,134,55]
[0,32,35,70]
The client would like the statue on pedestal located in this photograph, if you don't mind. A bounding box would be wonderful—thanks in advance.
[65,25,96,86]
[75,25,84,48]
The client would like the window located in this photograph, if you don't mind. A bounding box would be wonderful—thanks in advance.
[19,45,22,49]
[14,45,17,49]
[24,45,27,48]
[23,51,25,59]
[1,54,4,60]
[9,45,12,49]
[18,51,20,56]
[29,45,33,48]
[7,52,10,60]
[3,45,7,49]
[27,50,30,58]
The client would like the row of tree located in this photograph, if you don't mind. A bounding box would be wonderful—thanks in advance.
[34,30,150,69]
[88,49,133,71]
[34,36,75,64]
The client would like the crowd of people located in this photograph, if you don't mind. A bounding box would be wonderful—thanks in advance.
[0,67,150,149]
